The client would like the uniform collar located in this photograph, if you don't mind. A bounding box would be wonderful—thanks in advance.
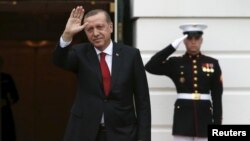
[183,52,202,59]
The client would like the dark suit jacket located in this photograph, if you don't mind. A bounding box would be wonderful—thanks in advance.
[53,42,151,141]
[1,72,19,141]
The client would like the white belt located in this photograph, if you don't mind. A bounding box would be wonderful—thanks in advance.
[177,93,211,100]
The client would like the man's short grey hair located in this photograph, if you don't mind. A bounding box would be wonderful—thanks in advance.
[84,9,112,23]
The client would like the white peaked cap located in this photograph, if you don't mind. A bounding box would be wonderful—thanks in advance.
[179,23,207,32]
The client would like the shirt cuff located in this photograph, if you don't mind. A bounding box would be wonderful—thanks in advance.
[59,36,72,48]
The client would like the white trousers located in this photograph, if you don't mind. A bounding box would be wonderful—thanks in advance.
[173,135,208,141]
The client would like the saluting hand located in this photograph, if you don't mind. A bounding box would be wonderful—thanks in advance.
[171,34,188,49]
[62,6,88,42]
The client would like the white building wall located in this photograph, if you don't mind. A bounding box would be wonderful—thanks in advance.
[131,0,250,141]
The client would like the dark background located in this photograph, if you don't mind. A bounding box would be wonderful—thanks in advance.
[0,1,119,141]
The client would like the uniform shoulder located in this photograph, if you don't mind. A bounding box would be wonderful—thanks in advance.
[202,54,219,62]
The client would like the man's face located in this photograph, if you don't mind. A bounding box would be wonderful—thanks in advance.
[184,36,203,55]
[84,12,113,51]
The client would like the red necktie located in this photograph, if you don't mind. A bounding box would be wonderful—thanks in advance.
[99,52,111,96]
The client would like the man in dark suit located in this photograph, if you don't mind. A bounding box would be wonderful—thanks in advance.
[1,56,19,141]
[145,23,223,141]
[53,6,151,141]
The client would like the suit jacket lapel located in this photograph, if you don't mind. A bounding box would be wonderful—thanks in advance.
[111,43,122,90]
[85,43,122,96]
[86,45,102,86]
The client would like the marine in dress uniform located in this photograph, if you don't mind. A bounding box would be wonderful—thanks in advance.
[145,23,223,141]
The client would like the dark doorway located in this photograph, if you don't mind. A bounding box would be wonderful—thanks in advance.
[0,1,114,141]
